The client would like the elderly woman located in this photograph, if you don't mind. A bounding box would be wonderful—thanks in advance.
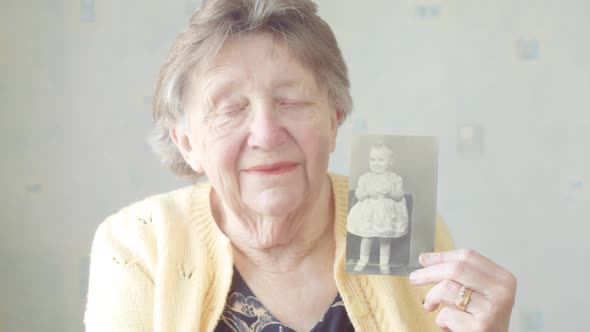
[84,0,516,331]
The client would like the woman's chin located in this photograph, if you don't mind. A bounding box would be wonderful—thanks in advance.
[244,190,305,218]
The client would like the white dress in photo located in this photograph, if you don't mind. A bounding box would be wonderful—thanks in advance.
[347,172,409,238]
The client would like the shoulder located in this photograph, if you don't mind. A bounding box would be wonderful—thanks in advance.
[90,181,211,273]
[96,181,207,237]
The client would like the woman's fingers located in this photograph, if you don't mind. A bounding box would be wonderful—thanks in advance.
[409,258,496,295]
[410,249,516,297]
[419,249,493,268]
[410,249,517,332]
[436,307,481,332]
[419,249,515,287]
[423,279,489,314]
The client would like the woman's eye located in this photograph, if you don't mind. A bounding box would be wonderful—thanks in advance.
[219,102,248,115]
[278,99,311,108]
[221,105,242,113]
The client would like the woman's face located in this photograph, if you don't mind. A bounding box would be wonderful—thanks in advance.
[183,34,340,217]
[369,148,392,174]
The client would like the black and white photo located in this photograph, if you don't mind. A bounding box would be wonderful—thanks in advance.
[346,134,439,276]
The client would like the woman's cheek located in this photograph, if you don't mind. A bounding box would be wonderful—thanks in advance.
[292,120,332,165]
[199,125,246,176]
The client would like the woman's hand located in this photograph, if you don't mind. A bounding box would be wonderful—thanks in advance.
[409,249,517,332]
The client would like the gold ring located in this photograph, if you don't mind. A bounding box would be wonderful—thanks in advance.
[457,286,473,312]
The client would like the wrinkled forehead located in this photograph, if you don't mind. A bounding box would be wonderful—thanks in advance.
[188,34,320,100]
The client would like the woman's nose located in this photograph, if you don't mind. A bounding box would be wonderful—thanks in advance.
[246,100,287,150]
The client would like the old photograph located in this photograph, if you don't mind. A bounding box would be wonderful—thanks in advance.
[346,134,439,276]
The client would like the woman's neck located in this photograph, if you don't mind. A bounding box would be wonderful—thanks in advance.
[213,175,339,332]
[212,175,335,274]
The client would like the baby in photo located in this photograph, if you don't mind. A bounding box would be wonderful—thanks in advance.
[347,140,409,274]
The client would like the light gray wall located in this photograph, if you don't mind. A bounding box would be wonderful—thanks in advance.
[1,0,588,331]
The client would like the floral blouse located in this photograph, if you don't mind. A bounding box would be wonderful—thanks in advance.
[215,267,355,332]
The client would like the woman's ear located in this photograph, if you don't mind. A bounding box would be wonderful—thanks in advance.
[169,128,204,173]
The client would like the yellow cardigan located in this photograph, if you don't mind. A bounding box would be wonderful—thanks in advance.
[84,174,454,331]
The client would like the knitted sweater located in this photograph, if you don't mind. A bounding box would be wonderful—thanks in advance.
[84,174,454,331]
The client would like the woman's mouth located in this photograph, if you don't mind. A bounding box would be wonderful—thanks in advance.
[245,162,299,175]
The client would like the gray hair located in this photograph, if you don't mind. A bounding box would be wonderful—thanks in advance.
[149,0,352,178]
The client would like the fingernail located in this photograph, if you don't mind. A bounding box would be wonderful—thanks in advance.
[409,272,418,282]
